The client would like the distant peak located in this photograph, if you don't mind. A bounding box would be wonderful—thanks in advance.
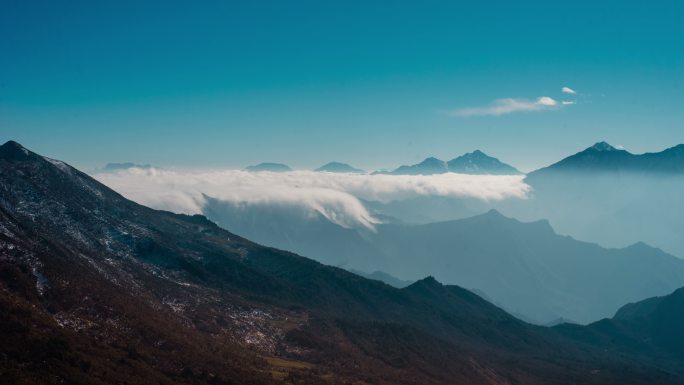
[413,276,443,288]
[589,141,617,152]
[625,241,658,252]
[472,209,515,223]
[0,140,32,160]
[315,161,365,173]
[421,157,445,163]
[1,140,27,152]
[244,162,292,172]
[446,150,521,175]
[484,209,505,217]
[455,150,491,159]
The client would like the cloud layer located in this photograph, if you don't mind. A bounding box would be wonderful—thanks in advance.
[449,96,562,117]
[94,169,530,229]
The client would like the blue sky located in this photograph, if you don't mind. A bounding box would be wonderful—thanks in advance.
[1,1,683,171]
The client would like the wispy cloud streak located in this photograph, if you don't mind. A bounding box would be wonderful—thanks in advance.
[448,96,562,117]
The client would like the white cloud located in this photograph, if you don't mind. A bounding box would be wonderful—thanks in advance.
[93,169,530,229]
[448,96,561,117]
[561,101,576,105]
[562,86,577,94]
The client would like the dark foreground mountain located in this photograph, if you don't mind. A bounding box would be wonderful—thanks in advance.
[2,140,684,384]
[383,150,520,175]
[556,286,684,369]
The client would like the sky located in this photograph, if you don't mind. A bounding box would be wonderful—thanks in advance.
[1,0,683,172]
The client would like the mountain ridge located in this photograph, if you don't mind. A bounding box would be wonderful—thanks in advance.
[527,141,684,178]
[3,140,684,383]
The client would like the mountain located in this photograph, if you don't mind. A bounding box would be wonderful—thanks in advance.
[512,141,684,257]
[386,151,520,175]
[315,161,365,173]
[527,141,684,179]
[612,287,684,359]
[447,150,521,175]
[204,202,684,324]
[389,157,448,175]
[370,211,684,324]
[556,286,684,368]
[3,140,683,383]
[363,195,491,224]
[202,195,387,272]
[244,162,292,172]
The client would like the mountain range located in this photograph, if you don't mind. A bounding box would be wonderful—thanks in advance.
[527,141,684,179]
[4,141,684,383]
[500,141,684,257]
[381,150,521,175]
[205,199,684,324]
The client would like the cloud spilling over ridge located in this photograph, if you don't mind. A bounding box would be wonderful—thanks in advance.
[93,169,530,229]
[449,96,564,117]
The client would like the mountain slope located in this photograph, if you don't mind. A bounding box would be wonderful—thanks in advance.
[555,286,684,371]
[2,140,683,384]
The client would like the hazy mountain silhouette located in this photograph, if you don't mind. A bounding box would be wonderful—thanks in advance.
[204,200,684,324]
[527,141,684,179]
[504,141,684,257]
[389,156,449,175]
[244,162,292,172]
[202,195,387,272]
[447,150,521,175]
[385,150,520,175]
[315,161,365,173]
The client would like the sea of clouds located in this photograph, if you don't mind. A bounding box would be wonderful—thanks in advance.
[93,168,530,229]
